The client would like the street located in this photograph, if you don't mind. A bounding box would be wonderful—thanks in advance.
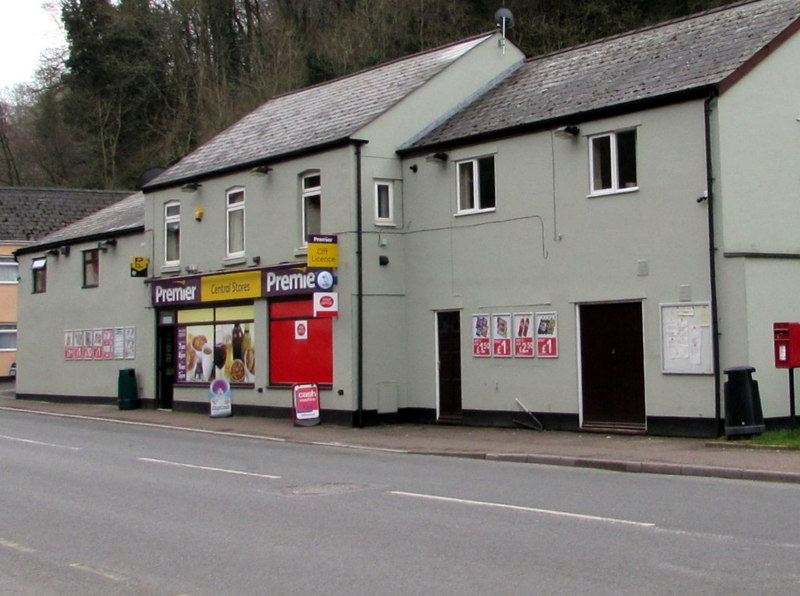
[1,409,799,595]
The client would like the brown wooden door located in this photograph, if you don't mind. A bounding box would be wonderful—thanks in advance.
[437,311,462,422]
[580,302,646,432]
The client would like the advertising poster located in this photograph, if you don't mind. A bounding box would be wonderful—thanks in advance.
[102,328,114,359]
[513,313,535,358]
[124,327,136,359]
[492,313,512,358]
[209,378,232,418]
[64,331,74,360]
[93,329,103,360]
[535,312,559,358]
[180,323,255,384]
[472,315,491,357]
[114,328,125,360]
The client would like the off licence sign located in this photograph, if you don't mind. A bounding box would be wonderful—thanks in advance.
[307,234,338,268]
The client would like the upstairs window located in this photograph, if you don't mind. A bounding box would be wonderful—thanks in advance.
[83,248,99,288]
[165,201,181,265]
[374,180,395,226]
[0,256,18,284]
[590,129,637,195]
[457,155,495,214]
[301,172,321,245]
[31,258,46,293]
[226,188,245,258]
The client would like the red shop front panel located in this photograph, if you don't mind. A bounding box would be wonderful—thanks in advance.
[269,298,333,386]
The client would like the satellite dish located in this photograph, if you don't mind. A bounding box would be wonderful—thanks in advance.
[494,8,515,30]
[136,166,166,190]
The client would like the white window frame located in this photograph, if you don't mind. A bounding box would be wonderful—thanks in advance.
[301,172,321,247]
[164,201,181,266]
[374,180,395,226]
[589,128,638,196]
[0,324,16,351]
[226,187,246,258]
[456,155,496,215]
[0,257,18,284]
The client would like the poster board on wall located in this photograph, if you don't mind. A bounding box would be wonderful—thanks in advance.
[660,302,713,374]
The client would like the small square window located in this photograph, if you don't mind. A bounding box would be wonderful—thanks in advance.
[374,180,394,225]
[590,129,638,195]
[83,249,99,288]
[0,257,18,284]
[457,156,495,214]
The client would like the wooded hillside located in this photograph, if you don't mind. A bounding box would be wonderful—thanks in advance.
[0,0,737,190]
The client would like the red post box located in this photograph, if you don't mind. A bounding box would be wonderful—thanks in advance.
[773,322,800,368]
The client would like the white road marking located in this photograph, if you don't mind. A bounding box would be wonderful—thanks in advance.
[138,457,281,479]
[69,563,126,582]
[389,490,656,528]
[0,538,37,553]
[0,433,81,451]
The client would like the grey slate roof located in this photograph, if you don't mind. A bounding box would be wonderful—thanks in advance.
[407,0,800,150]
[15,191,144,255]
[144,33,494,190]
[0,187,131,243]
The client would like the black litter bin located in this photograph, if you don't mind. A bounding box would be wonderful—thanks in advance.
[723,366,764,437]
[118,368,140,410]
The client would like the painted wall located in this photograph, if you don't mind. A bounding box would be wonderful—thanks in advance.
[0,243,21,377]
[15,235,154,400]
[401,100,716,422]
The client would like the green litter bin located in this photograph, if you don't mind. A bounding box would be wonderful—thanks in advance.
[118,368,140,410]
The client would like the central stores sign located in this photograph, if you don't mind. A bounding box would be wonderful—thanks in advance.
[151,264,335,306]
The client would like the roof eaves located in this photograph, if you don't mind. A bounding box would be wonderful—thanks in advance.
[15,225,145,257]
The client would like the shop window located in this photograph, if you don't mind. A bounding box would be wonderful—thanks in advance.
[32,257,46,293]
[0,256,18,284]
[82,248,99,288]
[165,201,181,265]
[176,305,255,384]
[269,297,333,386]
[457,155,495,214]
[227,188,245,257]
[0,324,16,350]
[589,129,638,195]
[301,172,321,246]
[374,180,394,226]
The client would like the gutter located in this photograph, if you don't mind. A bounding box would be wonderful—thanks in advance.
[353,140,368,428]
[703,89,723,436]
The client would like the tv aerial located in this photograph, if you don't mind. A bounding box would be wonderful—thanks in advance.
[494,8,514,53]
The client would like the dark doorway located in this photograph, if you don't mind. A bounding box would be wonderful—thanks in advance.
[580,302,646,432]
[437,311,462,422]
[156,311,176,409]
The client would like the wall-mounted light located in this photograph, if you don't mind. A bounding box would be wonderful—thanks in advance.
[181,182,202,192]
[409,164,418,173]
[554,125,580,139]
[98,238,117,251]
[252,255,261,265]
[46,248,59,256]
[379,255,390,266]
[425,152,448,163]
[185,264,199,273]
[60,245,70,256]
[194,206,205,221]
[250,165,272,176]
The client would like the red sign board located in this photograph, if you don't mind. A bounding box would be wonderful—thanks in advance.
[293,383,321,426]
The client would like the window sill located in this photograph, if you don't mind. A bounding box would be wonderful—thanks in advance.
[223,256,247,266]
[375,221,396,228]
[587,187,639,198]
[161,264,182,274]
[294,247,308,257]
[455,208,496,217]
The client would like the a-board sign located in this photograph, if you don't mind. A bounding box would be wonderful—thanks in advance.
[209,378,232,418]
[293,383,320,426]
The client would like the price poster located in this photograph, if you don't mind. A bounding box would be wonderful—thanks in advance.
[492,313,512,358]
[513,313,534,358]
[535,312,559,358]
[472,315,491,357]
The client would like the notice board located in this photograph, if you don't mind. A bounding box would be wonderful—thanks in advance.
[660,302,713,374]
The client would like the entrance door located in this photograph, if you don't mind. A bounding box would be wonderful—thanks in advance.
[437,311,462,422]
[156,319,176,409]
[580,302,646,432]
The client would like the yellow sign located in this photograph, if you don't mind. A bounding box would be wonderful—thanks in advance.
[201,270,261,302]
[307,235,338,268]
[130,256,149,278]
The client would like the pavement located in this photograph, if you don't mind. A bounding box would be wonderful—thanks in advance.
[2,381,799,484]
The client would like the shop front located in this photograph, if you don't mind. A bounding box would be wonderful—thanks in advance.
[150,264,337,413]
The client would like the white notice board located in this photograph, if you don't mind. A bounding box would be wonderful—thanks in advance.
[660,302,713,374]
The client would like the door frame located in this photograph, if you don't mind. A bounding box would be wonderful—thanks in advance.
[576,300,647,432]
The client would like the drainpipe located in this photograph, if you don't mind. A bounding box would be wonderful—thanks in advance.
[354,141,366,428]
[703,90,723,436]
